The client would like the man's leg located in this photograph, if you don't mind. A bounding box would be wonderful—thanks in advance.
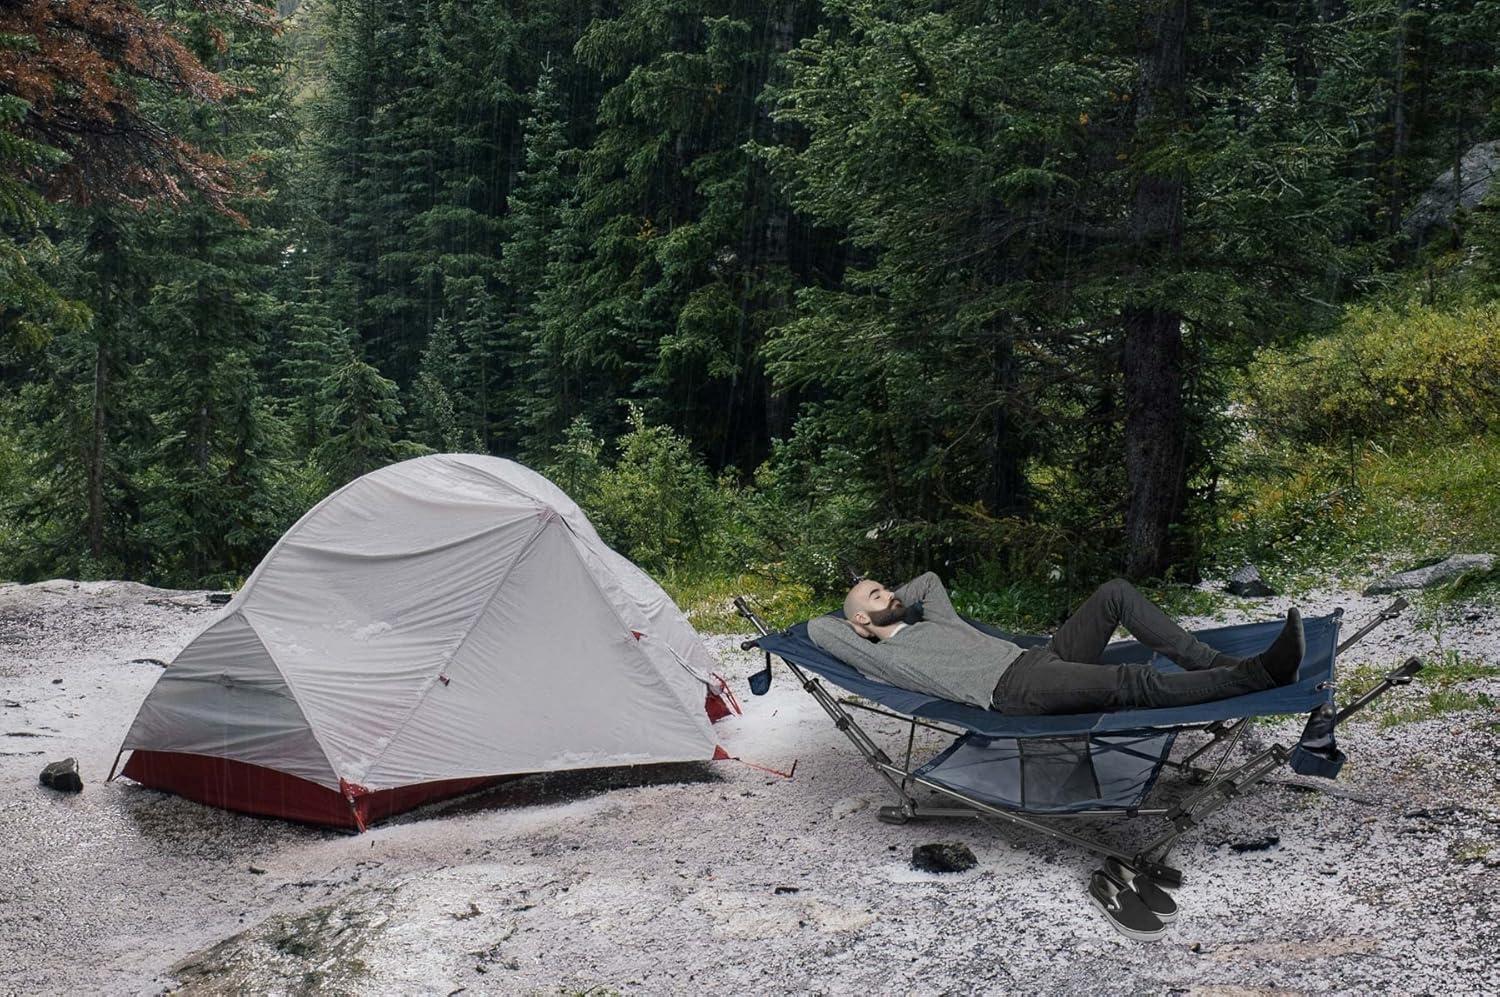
[991,647,1274,716]
[1048,578,1223,671]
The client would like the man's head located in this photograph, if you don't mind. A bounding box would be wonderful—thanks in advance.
[843,578,905,637]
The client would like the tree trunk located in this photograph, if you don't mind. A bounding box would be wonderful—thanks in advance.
[987,333,1025,515]
[754,2,800,455]
[1121,0,1188,581]
[1389,0,1411,235]
[88,338,107,560]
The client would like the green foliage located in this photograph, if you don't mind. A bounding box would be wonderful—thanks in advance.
[1244,304,1500,444]
[544,404,742,576]
[1213,298,1500,596]
[5,0,1500,599]
[316,341,425,487]
[0,34,86,357]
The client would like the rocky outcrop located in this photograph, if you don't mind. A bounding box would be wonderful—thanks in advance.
[1403,140,1500,243]
[1364,554,1495,595]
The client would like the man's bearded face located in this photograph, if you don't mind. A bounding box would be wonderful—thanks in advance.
[865,594,906,626]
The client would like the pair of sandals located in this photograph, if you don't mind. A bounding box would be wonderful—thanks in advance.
[1089,858,1179,941]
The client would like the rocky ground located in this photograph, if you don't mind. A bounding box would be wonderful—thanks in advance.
[1,578,1497,996]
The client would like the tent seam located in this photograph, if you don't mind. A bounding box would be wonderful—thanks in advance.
[552,523,716,746]
[280,518,525,560]
[203,609,343,790]
[355,513,556,785]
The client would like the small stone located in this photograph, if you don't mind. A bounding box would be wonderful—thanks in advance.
[248,865,267,875]
[1189,942,1203,954]
[1319,864,1338,876]
[773,885,800,895]
[1229,834,1280,852]
[1225,564,1276,598]
[207,592,232,605]
[911,842,977,873]
[50,678,62,685]
[39,757,83,793]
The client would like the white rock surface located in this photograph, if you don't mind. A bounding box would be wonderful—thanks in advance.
[0,578,1497,995]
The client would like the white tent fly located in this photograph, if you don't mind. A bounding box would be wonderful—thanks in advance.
[115,454,733,829]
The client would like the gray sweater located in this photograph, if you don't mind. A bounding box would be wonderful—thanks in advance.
[806,571,1024,708]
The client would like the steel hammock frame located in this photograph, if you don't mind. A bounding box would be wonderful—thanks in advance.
[735,596,1419,885]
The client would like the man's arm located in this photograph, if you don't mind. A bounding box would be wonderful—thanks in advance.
[893,570,957,619]
[807,615,890,675]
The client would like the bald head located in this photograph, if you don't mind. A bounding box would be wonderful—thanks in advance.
[843,578,905,635]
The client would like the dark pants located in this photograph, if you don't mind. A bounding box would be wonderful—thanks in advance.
[990,578,1273,715]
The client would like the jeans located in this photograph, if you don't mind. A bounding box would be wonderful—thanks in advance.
[990,578,1273,715]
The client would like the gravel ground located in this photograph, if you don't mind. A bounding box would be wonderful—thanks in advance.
[1,577,1497,996]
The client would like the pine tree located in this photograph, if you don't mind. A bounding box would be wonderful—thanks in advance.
[277,274,350,453]
[503,56,584,456]
[540,1,822,467]
[316,334,421,485]
[130,0,305,586]
[754,0,1365,579]
[409,312,479,452]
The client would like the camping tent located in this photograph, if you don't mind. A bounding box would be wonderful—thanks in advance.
[115,454,733,830]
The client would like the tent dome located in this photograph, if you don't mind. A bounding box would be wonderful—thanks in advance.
[118,454,726,829]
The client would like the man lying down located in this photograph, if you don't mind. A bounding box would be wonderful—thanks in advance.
[808,572,1305,715]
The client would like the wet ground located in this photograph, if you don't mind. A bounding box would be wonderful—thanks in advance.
[1,578,1497,995]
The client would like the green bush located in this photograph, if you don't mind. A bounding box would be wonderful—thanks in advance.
[543,405,748,577]
[1244,303,1500,444]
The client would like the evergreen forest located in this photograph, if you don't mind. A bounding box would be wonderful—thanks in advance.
[3,0,1498,620]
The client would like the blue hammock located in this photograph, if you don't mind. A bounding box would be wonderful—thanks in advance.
[752,612,1341,738]
[738,596,1420,887]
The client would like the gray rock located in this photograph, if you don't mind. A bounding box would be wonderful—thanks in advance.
[39,757,83,793]
[1403,140,1500,242]
[911,842,977,873]
[1225,564,1276,597]
[1364,554,1495,595]
[207,592,232,605]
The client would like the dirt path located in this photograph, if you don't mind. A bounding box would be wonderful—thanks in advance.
[1,579,1496,995]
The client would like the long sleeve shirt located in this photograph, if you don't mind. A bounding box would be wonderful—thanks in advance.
[806,571,1025,709]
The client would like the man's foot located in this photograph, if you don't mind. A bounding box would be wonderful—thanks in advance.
[1250,607,1304,685]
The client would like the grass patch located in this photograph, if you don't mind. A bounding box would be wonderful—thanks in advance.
[1378,688,1497,728]
[663,570,825,634]
[1218,425,1500,590]
[1339,650,1499,727]
[674,564,1233,640]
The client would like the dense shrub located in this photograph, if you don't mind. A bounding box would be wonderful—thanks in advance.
[1244,304,1500,444]
[543,405,749,577]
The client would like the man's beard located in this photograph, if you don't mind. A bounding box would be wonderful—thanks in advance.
[867,598,906,627]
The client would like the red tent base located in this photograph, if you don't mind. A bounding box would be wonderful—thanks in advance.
[120,750,506,831]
